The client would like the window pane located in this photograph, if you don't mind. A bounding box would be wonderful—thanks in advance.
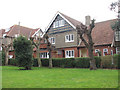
[56,21,59,27]
[71,34,74,40]
[69,35,70,41]
[72,50,74,56]
[69,51,71,56]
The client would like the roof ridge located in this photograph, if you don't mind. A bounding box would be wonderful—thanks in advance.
[59,12,81,23]
[95,19,116,24]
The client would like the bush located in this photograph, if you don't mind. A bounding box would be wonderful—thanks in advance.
[9,58,18,66]
[75,57,90,68]
[41,59,49,67]
[13,36,33,70]
[2,50,5,66]
[101,55,119,69]
[9,55,119,69]
[32,57,101,68]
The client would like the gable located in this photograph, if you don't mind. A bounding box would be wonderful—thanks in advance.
[47,15,74,35]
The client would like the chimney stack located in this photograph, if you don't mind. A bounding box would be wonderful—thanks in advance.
[85,15,91,26]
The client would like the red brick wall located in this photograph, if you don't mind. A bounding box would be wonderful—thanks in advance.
[9,51,15,58]
[79,46,116,57]
[64,47,78,58]
[93,46,116,56]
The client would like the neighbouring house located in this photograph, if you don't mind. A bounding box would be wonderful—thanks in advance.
[39,11,118,58]
[0,25,43,59]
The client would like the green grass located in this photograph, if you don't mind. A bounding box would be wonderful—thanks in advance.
[2,66,118,88]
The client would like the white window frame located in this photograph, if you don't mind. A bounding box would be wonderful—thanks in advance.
[103,48,108,56]
[49,37,55,44]
[15,34,19,38]
[65,34,74,42]
[65,50,74,58]
[9,55,13,59]
[111,50,113,55]
[40,52,49,58]
[59,20,65,27]
[3,34,6,38]
[95,49,100,53]
[53,20,65,28]
[116,47,120,54]
[115,31,120,41]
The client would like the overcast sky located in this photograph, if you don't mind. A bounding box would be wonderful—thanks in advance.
[0,0,118,31]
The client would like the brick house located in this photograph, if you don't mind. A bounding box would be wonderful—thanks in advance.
[0,25,43,59]
[40,12,118,58]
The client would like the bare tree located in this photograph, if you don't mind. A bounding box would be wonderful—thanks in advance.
[76,19,97,70]
[44,34,55,68]
[2,36,13,65]
[30,33,42,67]
[110,0,120,47]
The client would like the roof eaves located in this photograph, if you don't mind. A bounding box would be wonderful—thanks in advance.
[43,11,77,37]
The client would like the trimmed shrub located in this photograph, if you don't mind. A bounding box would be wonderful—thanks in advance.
[2,50,5,66]
[41,59,49,67]
[13,36,33,70]
[75,57,90,68]
[9,58,18,66]
[32,58,38,67]
[101,55,119,69]
[33,57,101,68]
[94,57,101,68]
[8,55,119,69]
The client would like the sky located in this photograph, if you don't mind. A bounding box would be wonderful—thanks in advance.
[0,0,118,31]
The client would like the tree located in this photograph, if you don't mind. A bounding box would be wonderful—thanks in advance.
[76,19,97,70]
[110,0,120,30]
[2,36,13,65]
[110,0,120,50]
[30,36,42,67]
[44,34,55,68]
[13,36,33,70]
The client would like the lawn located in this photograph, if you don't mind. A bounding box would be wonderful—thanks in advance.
[2,66,118,88]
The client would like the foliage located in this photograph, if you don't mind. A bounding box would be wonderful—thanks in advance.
[13,36,33,70]
[2,66,118,88]
[101,55,119,69]
[8,55,119,69]
[9,58,18,66]
[33,57,101,68]
[111,21,120,31]
[2,50,5,65]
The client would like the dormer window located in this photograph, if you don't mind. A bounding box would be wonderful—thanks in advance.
[53,20,65,28]
[115,31,120,41]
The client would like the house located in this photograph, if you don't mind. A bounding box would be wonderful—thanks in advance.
[40,11,118,58]
[0,25,43,59]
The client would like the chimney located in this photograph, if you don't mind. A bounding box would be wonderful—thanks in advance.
[85,15,91,26]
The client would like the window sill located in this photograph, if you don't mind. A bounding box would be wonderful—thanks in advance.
[65,41,74,43]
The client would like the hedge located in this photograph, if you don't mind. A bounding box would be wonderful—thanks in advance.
[32,57,101,68]
[101,55,120,69]
[8,54,119,69]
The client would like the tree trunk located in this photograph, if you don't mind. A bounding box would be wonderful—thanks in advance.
[88,47,97,70]
[5,50,9,65]
[37,48,42,67]
[49,49,53,68]
[25,66,31,70]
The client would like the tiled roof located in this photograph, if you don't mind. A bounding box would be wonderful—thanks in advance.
[80,19,115,47]
[7,25,41,38]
